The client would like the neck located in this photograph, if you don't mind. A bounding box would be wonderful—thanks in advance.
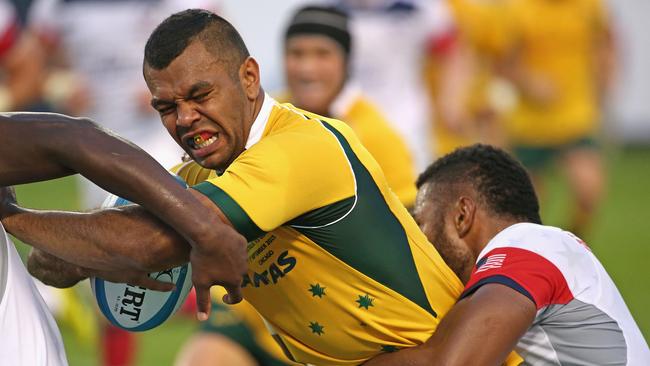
[458,213,520,283]
[470,214,521,260]
[245,89,266,140]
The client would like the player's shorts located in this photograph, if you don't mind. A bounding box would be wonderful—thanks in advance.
[513,136,599,171]
[199,301,290,366]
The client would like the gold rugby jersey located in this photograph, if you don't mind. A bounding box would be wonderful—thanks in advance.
[276,88,418,208]
[175,95,463,365]
[504,0,609,145]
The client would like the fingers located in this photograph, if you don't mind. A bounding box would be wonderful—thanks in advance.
[222,285,243,305]
[194,284,211,321]
[134,276,175,292]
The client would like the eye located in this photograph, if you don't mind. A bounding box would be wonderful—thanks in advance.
[193,92,210,102]
[157,106,175,116]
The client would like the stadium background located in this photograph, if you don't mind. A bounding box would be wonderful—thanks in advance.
[5,0,650,364]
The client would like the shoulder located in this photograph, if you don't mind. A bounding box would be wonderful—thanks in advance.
[245,105,359,169]
[483,223,565,254]
[170,161,215,185]
[472,223,598,298]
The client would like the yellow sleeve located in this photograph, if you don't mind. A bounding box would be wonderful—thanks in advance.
[193,124,355,241]
[344,98,417,208]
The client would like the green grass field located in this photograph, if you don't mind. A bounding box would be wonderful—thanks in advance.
[10,147,650,365]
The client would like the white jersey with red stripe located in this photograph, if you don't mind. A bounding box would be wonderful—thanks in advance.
[0,224,68,365]
[462,223,649,366]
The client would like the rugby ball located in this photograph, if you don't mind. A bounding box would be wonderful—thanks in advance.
[91,177,193,331]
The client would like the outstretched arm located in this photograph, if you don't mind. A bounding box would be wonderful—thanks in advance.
[4,201,190,273]
[0,113,220,243]
[7,188,246,318]
[0,113,247,318]
[27,248,177,292]
[363,284,535,366]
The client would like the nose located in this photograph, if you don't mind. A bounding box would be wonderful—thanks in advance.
[176,101,200,128]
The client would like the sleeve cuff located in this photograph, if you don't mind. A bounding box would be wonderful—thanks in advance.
[460,274,536,306]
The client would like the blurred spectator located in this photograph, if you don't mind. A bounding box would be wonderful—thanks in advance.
[0,0,46,111]
[336,0,470,171]
[499,0,616,236]
[282,5,417,207]
[28,0,220,208]
[429,0,514,155]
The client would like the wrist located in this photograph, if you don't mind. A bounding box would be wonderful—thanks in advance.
[0,203,24,227]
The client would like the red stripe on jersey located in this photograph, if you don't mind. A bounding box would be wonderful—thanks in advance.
[463,247,574,310]
[0,18,19,60]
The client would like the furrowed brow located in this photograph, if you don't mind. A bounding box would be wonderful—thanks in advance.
[150,98,173,109]
[187,81,212,98]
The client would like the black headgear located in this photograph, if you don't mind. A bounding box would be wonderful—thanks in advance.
[285,6,351,56]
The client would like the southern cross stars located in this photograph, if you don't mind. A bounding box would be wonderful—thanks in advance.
[356,294,374,309]
[309,321,325,335]
[308,283,326,298]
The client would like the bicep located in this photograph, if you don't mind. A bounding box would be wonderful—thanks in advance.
[188,188,233,228]
[426,283,535,366]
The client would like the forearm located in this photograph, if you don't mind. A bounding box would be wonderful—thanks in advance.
[3,204,190,272]
[365,285,534,366]
[0,112,232,251]
[27,248,88,288]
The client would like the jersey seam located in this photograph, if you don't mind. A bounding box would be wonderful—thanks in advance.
[289,119,358,229]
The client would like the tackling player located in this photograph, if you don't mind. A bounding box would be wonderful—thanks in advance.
[364,144,650,365]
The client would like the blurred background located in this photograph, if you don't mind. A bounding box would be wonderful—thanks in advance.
[2,0,649,365]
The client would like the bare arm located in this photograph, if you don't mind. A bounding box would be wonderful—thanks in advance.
[27,248,88,288]
[363,284,535,366]
[27,248,177,291]
[0,113,227,247]
[0,113,247,318]
[5,203,190,272]
[2,183,245,319]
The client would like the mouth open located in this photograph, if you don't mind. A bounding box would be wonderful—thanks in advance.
[186,131,219,150]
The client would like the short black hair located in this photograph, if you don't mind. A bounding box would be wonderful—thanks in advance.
[417,144,542,224]
[144,9,249,76]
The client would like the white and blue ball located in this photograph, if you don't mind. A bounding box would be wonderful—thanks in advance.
[91,177,193,332]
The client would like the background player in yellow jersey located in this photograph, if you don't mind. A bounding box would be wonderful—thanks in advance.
[14,9,465,365]
[428,0,514,155]
[500,0,616,235]
[282,5,417,208]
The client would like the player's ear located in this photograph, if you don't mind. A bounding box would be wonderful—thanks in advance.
[455,196,476,238]
[239,56,261,101]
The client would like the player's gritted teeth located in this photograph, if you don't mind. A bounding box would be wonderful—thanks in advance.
[186,131,218,150]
